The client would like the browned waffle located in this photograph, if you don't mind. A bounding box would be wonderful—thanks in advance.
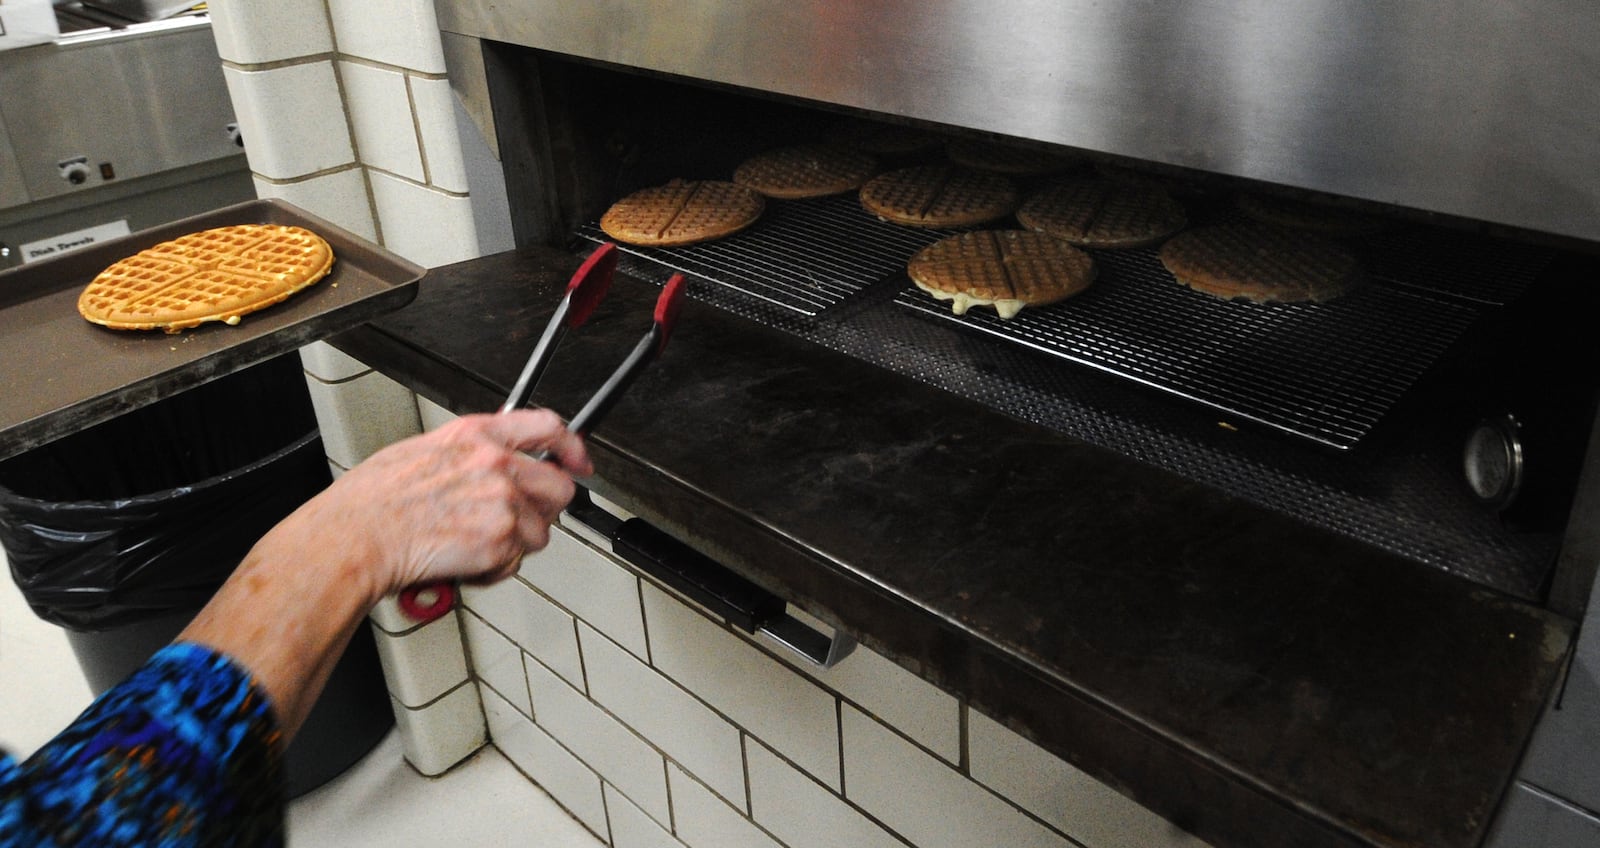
[1158,223,1363,304]
[859,165,1019,228]
[600,180,765,247]
[907,230,1096,319]
[1017,175,1187,249]
[733,144,879,199]
[945,138,1077,176]
[77,224,335,333]
[1235,192,1387,236]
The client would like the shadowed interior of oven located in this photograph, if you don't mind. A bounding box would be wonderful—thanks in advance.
[531,55,1583,602]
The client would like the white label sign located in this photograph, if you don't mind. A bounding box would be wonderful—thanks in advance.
[21,220,132,264]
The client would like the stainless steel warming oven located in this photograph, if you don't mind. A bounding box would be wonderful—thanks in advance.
[412,4,1600,847]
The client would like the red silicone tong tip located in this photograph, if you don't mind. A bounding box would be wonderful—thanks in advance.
[565,243,618,328]
[654,273,687,355]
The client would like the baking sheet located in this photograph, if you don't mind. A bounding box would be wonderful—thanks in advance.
[0,198,423,461]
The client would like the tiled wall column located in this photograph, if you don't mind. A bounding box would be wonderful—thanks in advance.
[208,0,494,775]
[207,0,481,267]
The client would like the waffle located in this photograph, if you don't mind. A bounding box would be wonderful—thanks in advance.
[859,165,1020,229]
[78,224,334,333]
[1158,223,1363,304]
[733,144,879,199]
[946,138,1077,176]
[1017,175,1187,249]
[907,230,1096,319]
[600,179,765,247]
[1236,192,1387,236]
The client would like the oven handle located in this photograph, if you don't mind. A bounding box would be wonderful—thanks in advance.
[564,487,856,669]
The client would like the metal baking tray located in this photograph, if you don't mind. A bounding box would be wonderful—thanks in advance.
[0,198,424,462]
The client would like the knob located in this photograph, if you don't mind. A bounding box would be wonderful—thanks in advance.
[57,157,91,186]
[1463,414,1523,508]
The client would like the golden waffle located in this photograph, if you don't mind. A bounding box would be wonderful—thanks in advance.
[1158,223,1363,304]
[859,165,1020,229]
[1017,175,1187,249]
[1236,192,1387,236]
[733,144,879,199]
[945,138,1077,176]
[78,224,334,333]
[907,230,1096,319]
[600,179,765,247]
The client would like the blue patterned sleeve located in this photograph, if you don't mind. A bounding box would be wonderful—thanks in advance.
[0,642,285,847]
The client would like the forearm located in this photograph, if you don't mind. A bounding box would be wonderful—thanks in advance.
[177,494,382,741]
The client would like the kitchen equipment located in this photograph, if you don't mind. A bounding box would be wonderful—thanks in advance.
[414,5,1600,846]
[396,243,685,622]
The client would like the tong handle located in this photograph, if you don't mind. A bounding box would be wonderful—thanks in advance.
[400,269,684,623]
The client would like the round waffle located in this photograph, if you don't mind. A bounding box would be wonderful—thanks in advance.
[1158,223,1363,304]
[733,144,878,199]
[946,138,1077,176]
[859,165,1020,229]
[600,179,765,247]
[1017,175,1187,249]
[907,230,1096,319]
[78,224,334,333]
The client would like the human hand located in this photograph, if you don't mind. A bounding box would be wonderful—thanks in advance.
[253,409,592,605]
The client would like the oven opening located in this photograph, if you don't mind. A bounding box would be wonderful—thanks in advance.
[484,45,1600,608]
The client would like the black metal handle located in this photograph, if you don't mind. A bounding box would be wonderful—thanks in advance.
[564,486,855,667]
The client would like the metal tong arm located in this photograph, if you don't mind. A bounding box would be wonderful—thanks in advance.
[499,297,572,414]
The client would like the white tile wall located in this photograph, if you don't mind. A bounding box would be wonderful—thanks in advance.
[578,622,745,806]
[372,616,470,708]
[369,170,480,267]
[253,169,378,244]
[208,0,488,275]
[461,573,584,690]
[415,395,457,431]
[483,684,610,839]
[303,368,422,468]
[641,582,842,790]
[841,705,1074,848]
[209,0,332,64]
[667,764,785,848]
[462,613,529,714]
[327,0,447,73]
[390,682,485,777]
[340,60,427,183]
[604,784,685,848]
[746,740,905,848]
[222,61,354,180]
[525,526,649,660]
[525,654,671,825]
[969,708,1213,848]
[412,76,472,193]
[758,605,960,764]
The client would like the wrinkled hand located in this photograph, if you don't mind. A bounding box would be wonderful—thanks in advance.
[257,409,592,604]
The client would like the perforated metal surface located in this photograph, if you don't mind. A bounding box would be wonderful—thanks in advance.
[578,194,957,315]
[571,202,1564,598]
[898,247,1481,449]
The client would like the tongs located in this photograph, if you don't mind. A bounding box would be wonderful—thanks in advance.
[399,243,687,622]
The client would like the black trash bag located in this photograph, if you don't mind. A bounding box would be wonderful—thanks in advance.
[0,355,330,631]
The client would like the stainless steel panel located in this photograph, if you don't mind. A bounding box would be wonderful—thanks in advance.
[0,108,27,208]
[437,0,1600,245]
[0,18,239,203]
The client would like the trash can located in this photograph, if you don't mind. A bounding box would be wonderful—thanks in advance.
[0,354,393,797]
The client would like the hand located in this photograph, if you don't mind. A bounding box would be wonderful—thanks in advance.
[256,409,593,604]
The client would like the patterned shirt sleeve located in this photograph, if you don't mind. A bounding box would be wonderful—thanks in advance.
[0,641,285,847]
